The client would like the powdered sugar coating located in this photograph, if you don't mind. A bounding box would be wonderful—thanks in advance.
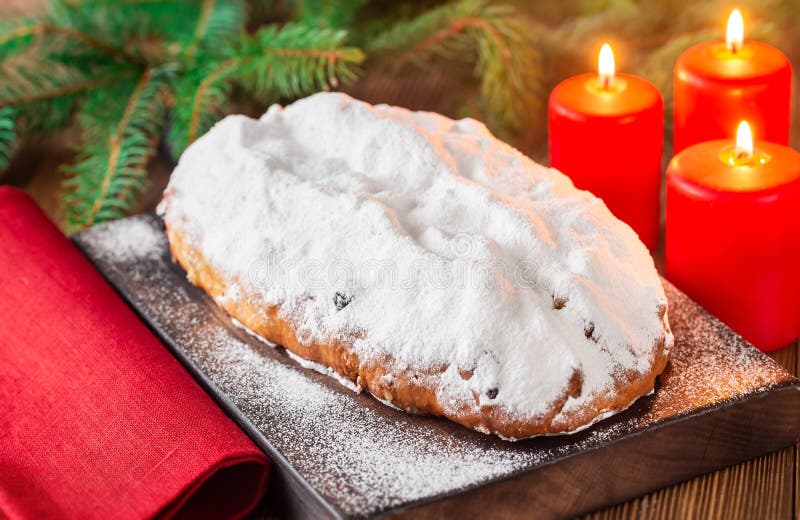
[159,92,672,429]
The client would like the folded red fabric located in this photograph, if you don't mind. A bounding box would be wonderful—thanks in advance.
[0,187,268,519]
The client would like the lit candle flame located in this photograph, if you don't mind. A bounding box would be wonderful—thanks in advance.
[735,121,754,159]
[598,43,615,89]
[726,9,744,53]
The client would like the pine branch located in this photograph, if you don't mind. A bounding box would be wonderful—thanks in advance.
[0,14,143,110]
[57,1,246,62]
[168,22,364,157]
[168,57,237,158]
[0,18,45,60]
[54,0,209,52]
[295,0,368,29]
[15,96,76,138]
[0,44,132,108]
[0,96,77,173]
[235,24,364,97]
[0,0,371,230]
[0,106,20,171]
[46,0,161,63]
[368,0,541,133]
[0,20,138,64]
[62,67,170,232]
[0,11,140,109]
[42,23,136,63]
[196,0,247,45]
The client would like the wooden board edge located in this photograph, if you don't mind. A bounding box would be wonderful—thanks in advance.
[386,383,800,519]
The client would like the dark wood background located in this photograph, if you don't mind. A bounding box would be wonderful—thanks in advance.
[3,1,800,518]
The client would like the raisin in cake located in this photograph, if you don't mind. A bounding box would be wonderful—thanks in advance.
[158,92,672,440]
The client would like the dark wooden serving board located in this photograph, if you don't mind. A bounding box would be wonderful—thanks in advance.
[74,214,800,519]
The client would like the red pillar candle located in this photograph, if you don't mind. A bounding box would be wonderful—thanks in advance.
[673,9,792,153]
[666,121,800,352]
[549,44,663,251]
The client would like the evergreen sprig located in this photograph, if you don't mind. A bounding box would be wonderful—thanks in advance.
[0,97,76,171]
[0,0,537,232]
[295,0,368,29]
[169,23,364,156]
[0,0,362,232]
[0,106,19,171]
[62,67,170,231]
[368,0,541,132]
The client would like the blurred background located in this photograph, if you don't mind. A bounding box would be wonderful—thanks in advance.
[1,0,798,230]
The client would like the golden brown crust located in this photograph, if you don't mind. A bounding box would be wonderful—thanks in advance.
[164,221,669,439]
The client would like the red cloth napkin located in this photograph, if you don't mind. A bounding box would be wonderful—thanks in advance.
[0,187,269,519]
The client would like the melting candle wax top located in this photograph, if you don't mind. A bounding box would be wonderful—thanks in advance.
[669,122,800,193]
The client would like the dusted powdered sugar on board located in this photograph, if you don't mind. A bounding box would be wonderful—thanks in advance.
[75,215,793,517]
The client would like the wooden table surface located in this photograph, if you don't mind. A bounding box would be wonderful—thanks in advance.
[3,1,800,516]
